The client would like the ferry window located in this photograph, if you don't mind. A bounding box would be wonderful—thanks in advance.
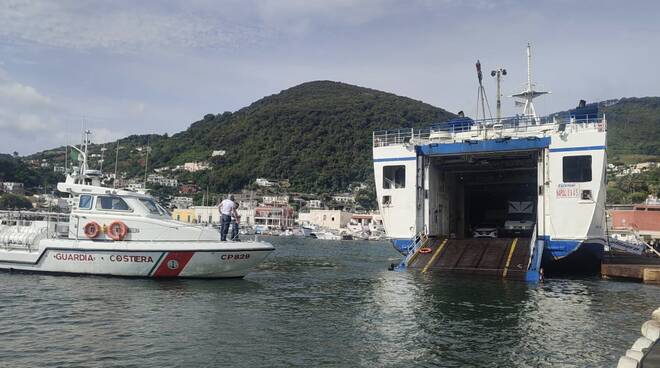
[383,165,406,189]
[382,195,392,206]
[139,198,162,215]
[79,195,92,210]
[96,196,131,211]
[563,155,592,182]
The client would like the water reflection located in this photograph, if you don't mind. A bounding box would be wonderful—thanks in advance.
[0,238,657,368]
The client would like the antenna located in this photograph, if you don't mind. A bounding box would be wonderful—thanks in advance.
[475,60,493,121]
[510,43,550,120]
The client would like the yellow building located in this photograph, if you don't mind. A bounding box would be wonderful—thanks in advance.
[172,208,196,223]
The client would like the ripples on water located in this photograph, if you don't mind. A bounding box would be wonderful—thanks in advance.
[0,236,658,367]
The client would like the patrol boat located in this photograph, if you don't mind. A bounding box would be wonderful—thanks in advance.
[374,45,607,279]
[0,133,274,278]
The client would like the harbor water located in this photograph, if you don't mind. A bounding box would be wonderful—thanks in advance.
[0,236,658,367]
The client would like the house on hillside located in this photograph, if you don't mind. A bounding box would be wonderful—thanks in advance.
[1,182,25,195]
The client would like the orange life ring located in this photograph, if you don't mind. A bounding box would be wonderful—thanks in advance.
[419,247,432,254]
[83,222,101,238]
[106,221,128,241]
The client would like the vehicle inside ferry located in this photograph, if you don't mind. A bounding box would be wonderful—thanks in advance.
[427,150,539,239]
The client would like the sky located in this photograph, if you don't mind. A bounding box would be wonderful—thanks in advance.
[1,0,659,155]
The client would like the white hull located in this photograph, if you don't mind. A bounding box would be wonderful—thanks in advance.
[0,239,274,278]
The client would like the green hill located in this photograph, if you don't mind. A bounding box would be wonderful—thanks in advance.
[30,81,454,193]
[601,97,660,163]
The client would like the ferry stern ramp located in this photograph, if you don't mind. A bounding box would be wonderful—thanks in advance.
[374,114,607,279]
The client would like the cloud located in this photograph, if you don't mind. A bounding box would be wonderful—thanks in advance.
[0,0,266,53]
[0,74,129,155]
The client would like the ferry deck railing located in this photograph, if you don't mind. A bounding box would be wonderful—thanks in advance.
[373,115,606,148]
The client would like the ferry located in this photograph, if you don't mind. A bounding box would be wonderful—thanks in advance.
[0,133,274,278]
[374,45,607,280]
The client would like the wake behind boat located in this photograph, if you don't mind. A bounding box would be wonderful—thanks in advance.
[0,133,274,278]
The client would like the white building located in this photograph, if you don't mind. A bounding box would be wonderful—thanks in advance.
[183,162,210,172]
[127,182,145,191]
[307,199,323,209]
[1,182,25,195]
[262,195,289,205]
[147,174,179,187]
[212,150,226,157]
[298,209,352,230]
[331,194,355,204]
[255,178,275,187]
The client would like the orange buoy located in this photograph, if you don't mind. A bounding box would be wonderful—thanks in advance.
[419,247,432,254]
[106,221,128,241]
[83,221,101,239]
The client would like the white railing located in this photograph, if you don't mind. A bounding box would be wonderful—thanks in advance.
[373,115,606,148]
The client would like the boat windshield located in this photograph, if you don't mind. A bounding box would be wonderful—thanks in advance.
[139,198,168,216]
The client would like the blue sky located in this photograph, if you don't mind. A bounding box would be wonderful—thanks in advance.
[1,0,659,154]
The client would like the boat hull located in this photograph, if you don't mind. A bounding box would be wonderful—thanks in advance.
[541,241,604,275]
[0,241,274,278]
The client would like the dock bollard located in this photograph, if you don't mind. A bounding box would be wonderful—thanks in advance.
[617,307,660,368]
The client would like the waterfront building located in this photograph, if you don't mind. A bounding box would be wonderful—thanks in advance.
[298,209,352,230]
[254,206,295,229]
[610,204,660,242]
[172,208,196,223]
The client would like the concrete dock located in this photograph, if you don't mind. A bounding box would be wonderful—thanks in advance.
[602,253,660,284]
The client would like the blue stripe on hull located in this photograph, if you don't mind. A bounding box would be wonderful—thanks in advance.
[548,145,606,152]
[391,239,413,255]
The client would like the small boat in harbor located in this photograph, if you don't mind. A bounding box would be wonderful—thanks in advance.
[0,133,274,278]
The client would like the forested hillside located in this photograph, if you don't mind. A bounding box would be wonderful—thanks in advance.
[0,154,62,190]
[31,81,453,193]
[601,97,660,163]
[23,83,659,200]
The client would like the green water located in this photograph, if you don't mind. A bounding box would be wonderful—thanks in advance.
[0,236,657,367]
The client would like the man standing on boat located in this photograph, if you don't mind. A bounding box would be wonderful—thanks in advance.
[219,195,238,241]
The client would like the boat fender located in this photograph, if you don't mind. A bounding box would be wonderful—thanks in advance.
[107,221,128,241]
[419,247,432,254]
[83,222,101,238]
[641,320,660,342]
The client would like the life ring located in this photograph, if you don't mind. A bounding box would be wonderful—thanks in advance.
[419,247,432,254]
[106,221,128,241]
[83,222,101,238]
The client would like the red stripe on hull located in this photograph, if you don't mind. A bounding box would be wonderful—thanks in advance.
[152,251,195,277]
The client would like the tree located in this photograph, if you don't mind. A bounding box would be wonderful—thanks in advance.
[0,193,33,210]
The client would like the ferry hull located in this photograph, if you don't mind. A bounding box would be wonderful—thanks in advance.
[0,242,274,278]
[541,241,604,275]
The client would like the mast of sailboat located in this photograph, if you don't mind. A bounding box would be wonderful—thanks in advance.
[113,142,120,188]
[143,136,150,188]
